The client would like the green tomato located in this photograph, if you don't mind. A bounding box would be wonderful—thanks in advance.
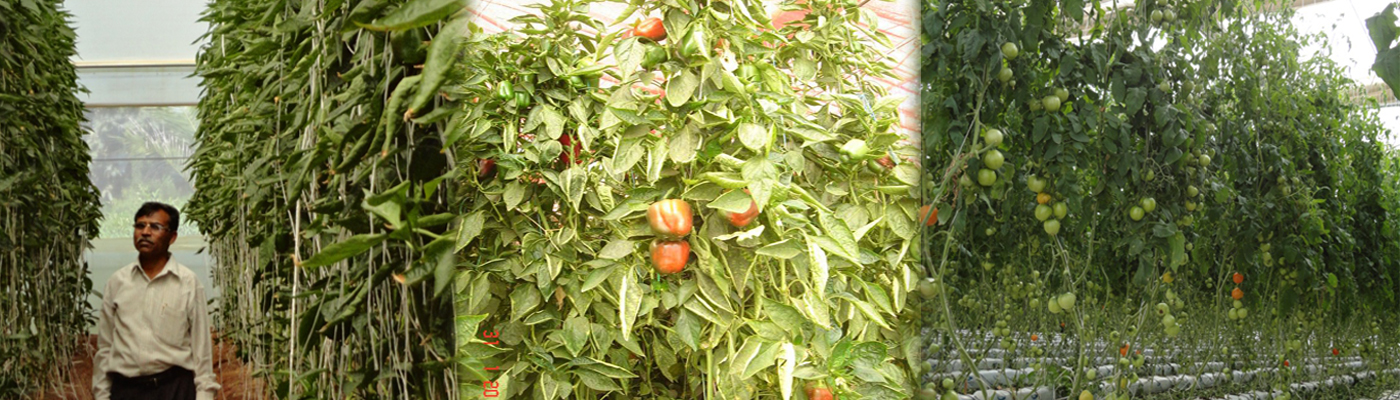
[978,168,997,186]
[983,150,1005,170]
[1186,201,1197,212]
[1043,96,1061,112]
[1145,169,1155,182]
[1187,185,1200,197]
[1164,9,1177,22]
[1151,9,1164,23]
[985,128,1004,148]
[1159,81,1171,92]
[1199,154,1211,166]
[1030,100,1043,111]
[1048,297,1063,313]
[1058,292,1076,310]
[943,378,955,390]
[1028,175,1046,193]
[1141,198,1157,212]
[1035,204,1053,221]
[1002,42,1020,60]
[1053,202,1069,219]
[959,174,974,188]
[1055,88,1070,102]
[998,66,1013,83]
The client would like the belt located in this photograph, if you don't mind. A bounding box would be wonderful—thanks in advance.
[108,366,193,388]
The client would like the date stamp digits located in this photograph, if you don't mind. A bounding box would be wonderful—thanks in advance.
[482,330,501,397]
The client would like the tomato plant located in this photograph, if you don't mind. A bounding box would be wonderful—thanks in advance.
[923,0,1400,398]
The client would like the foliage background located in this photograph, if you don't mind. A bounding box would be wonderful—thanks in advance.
[0,0,104,396]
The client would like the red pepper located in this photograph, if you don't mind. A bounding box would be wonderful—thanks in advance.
[650,240,689,274]
[647,199,693,239]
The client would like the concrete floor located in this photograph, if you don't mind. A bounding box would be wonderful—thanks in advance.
[84,235,218,327]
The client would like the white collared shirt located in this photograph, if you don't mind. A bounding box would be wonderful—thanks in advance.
[92,259,219,400]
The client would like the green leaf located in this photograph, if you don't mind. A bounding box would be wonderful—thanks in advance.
[509,285,541,322]
[761,297,809,334]
[598,239,635,260]
[453,211,486,252]
[426,235,457,297]
[301,233,388,270]
[757,239,803,259]
[1367,4,1398,52]
[819,213,862,263]
[668,123,700,163]
[805,235,830,298]
[504,181,528,211]
[709,189,755,213]
[618,266,643,341]
[832,292,891,330]
[1126,87,1147,116]
[1168,232,1186,271]
[562,316,588,356]
[677,308,703,351]
[356,0,465,32]
[737,122,770,151]
[666,70,699,107]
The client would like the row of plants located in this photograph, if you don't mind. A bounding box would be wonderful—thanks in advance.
[919,0,1400,399]
[446,0,919,398]
[0,0,104,395]
[190,0,922,398]
[186,0,465,397]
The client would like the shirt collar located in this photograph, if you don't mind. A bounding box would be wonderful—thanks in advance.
[130,259,183,281]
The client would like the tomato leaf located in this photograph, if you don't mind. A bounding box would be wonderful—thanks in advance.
[1168,232,1186,272]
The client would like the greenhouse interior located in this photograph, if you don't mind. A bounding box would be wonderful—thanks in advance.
[5,0,1400,399]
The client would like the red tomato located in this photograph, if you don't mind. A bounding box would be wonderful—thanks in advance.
[1284,360,1290,367]
[650,240,689,274]
[1031,334,1039,341]
[1333,348,1340,356]
[1231,287,1244,300]
[919,205,938,226]
[647,199,693,239]
[1120,344,1130,357]
[1233,272,1244,284]
[634,17,666,41]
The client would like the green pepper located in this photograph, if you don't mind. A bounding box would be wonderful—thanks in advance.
[642,45,668,68]
[681,27,708,59]
[515,92,531,108]
[496,81,514,100]
[738,64,757,81]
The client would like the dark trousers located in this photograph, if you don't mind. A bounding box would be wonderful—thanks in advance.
[109,366,197,400]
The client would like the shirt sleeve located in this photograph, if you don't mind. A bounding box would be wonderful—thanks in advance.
[92,278,115,400]
[190,279,221,397]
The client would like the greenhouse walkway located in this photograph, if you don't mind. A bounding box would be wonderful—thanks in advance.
[30,334,263,400]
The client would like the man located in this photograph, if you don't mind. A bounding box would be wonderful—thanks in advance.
[93,202,219,400]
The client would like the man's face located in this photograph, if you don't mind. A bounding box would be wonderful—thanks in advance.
[133,210,177,255]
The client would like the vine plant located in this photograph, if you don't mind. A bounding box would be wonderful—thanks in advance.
[922,0,1400,398]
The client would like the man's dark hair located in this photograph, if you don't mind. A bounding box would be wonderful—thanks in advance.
[135,202,180,234]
